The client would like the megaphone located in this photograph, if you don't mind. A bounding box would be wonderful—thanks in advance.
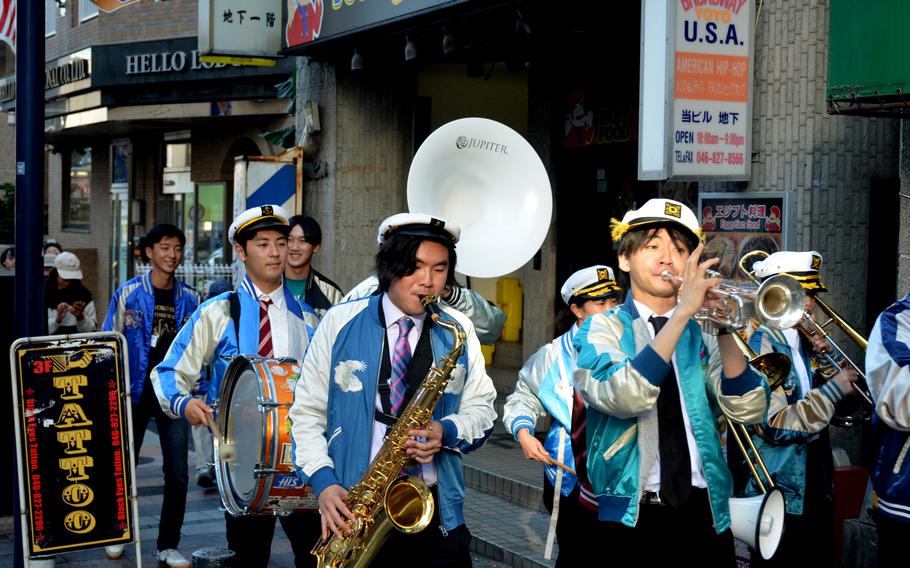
[407,117,553,278]
[729,487,786,560]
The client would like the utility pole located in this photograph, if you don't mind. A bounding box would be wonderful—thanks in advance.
[14,1,46,566]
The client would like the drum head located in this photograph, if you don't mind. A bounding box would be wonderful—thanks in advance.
[223,365,264,507]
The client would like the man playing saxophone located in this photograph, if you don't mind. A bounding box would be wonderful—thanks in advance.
[289,213,497,567]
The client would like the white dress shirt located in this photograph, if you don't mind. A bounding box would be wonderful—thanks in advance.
[634,300,708,492]
[369,294,436,484]
[251,281,290,358]
[783,327,811,399]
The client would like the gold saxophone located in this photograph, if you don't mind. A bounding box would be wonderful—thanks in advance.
[312,296,467,568]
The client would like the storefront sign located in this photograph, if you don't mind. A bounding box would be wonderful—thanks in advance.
[1,49,93,107]
[697,191,789,287]
[199,0,283,61]
[671,0,754,179]
[10,333,134,557]
[284,0,469,50]
[93,38,292,87]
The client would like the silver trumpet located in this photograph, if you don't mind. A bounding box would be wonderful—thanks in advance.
[660,269,806,334]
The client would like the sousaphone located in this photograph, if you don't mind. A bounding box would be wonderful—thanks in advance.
[407,117,553,278]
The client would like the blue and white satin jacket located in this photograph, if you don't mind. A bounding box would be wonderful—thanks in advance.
[288,294,497,532]
[503,324,581,495]
[150,276,315,418]
[572,296,769,533]
[866,293,910,524]
[102,271,198,404]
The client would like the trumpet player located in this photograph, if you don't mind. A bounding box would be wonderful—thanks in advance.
[572,198,770,566]
[289,213,497,567]
[739,251,859,567]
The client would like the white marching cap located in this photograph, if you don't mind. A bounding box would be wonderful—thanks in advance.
[752,250,827,292]
[610,198,701,244]
[377,212,461,246]
[228,204,290,243]
[560,265,623,305]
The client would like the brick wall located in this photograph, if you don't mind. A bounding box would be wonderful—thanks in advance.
[701,3,899,332]
[45,0,197,61]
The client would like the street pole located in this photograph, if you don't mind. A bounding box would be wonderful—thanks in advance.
[14,0,46,567]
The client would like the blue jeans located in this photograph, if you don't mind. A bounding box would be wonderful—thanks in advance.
[134,378,189,551]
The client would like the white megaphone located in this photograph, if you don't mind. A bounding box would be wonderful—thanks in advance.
[729,487,786,560]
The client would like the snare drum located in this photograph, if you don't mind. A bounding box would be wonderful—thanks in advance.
[214,356,316,516]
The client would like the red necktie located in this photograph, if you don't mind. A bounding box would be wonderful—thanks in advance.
[258,298,274,357]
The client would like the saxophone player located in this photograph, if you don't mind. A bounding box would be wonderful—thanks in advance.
[289,213,497,567]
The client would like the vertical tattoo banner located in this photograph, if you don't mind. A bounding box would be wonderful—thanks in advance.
[10,333,134,557]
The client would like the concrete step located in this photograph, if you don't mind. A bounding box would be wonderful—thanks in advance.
[492,340,524,370]
[465,487,556,568]
[464,459,545,514]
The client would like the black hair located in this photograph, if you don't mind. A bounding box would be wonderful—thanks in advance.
[376,233,457,293]
[141,224,186,261]
[43,241,63,254]
[617,223,698,259]
[1,246,14,265]
[288,215,323,246]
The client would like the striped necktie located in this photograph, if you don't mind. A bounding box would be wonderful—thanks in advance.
[389,317,415,415]
[258,297,274,357]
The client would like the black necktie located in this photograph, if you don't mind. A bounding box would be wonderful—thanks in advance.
[650,315,692,508]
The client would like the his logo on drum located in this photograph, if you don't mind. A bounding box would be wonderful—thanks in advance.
[275,475,303,488]
[454,135,509,155]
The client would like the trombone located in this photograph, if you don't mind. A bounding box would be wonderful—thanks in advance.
[739,251,874,409]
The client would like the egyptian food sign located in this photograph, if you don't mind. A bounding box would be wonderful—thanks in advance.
[672,0,753,179]
[698,193,787,287]
[11,334,133,556]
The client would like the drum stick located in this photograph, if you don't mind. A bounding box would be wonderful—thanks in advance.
[205,411,236,463]
[545,456,576,476]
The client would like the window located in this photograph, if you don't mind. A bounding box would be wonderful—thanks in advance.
[64,148,92,231]
[45,0,56,37]
[79,0,99,22]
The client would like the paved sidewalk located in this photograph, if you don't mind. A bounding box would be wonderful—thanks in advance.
[1,420,544,567]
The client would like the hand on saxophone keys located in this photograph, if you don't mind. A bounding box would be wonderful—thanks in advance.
[318,484,355,539]
[406,420,444,464]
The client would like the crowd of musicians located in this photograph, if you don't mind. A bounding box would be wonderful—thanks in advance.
[78,197,907,568]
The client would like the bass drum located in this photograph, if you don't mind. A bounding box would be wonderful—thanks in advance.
[214,356,316,515]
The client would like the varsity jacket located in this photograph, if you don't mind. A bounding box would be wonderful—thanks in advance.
[150,275,315,419]
[102,272,199,404]
[342,275,507,345]
[744,326,844,514]
[288,294,497,532]
[503,324,583,495]
[300,268,344,319]
[572,296,769,532]
[866,293,910,524]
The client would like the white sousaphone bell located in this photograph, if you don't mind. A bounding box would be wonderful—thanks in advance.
[407,117,553,278]
[729,487,786,560]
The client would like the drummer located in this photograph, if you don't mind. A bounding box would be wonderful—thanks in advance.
[151,204,320,568]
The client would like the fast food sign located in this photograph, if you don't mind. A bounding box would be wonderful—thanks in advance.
[10,333,134,557]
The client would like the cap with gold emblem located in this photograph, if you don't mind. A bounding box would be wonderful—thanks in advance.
[377,212,461,246]
[609,198,701,245]
[752,250,827,292]
[228,204,291,243]
[560,265,623,305]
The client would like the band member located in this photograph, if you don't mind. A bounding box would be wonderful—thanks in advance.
[737,251,858,567]
[503,265,623,566]
[285,215,344,319]
[866,292,910,568]
[572,198,770,566]
[289,212,497,567]
[101,224,198,566]
[151,205,319,568]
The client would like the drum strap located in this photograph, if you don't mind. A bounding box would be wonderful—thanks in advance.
[229,292,242,347]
